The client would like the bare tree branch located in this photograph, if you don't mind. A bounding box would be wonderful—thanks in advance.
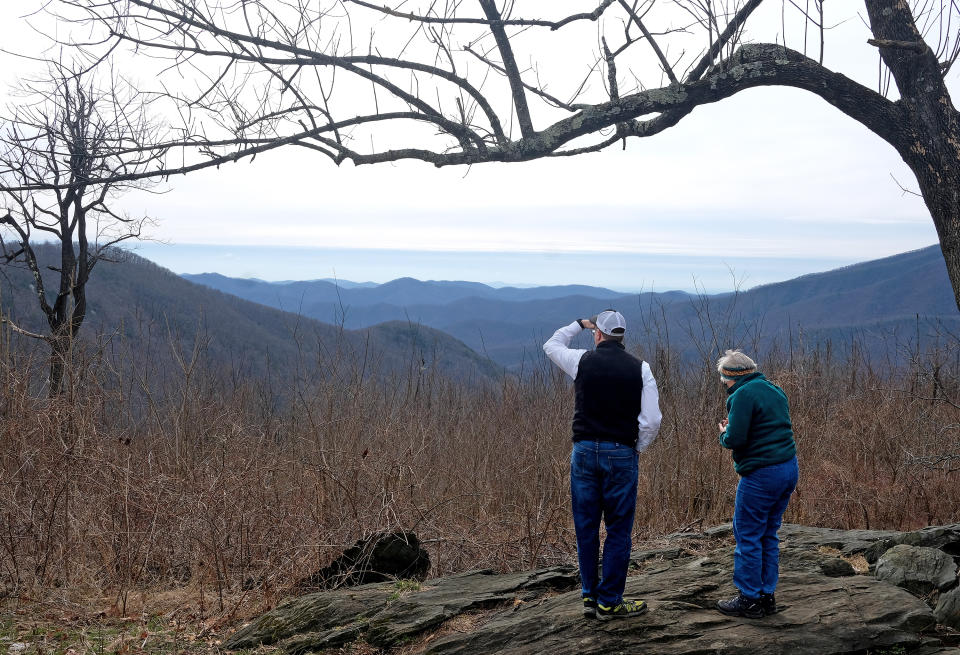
[617,0,679,85]
[478,0,534,138]
[0,317,47,340]
[686,0,764,81]
[343,0,617,31]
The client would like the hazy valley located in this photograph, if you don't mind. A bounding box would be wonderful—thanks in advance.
[183,244,960,372]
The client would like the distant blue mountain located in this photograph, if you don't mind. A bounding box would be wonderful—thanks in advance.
[317,278,378,288]
[184,245,959,371]
[182,273,629,312]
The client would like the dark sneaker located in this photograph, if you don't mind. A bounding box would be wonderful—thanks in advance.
[582,596,598,618]
[596,599,648,621]
[716,594,764,619]
[759,593,778,615]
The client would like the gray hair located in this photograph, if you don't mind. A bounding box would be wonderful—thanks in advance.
[716,349,757,380]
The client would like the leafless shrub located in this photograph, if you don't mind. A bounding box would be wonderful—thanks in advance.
[0,307,956,612]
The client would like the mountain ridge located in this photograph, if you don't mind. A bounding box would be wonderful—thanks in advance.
[182,272,630,308]
[0,245,504,389]
[183,245,959,370]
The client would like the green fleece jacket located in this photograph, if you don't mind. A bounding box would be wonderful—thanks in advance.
[719,371,796,475]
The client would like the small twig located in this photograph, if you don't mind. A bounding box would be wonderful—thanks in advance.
[463,45,582,112]
[675,517,706,534]
[871,385,960,410]
[617,0,679,84]
[890,172,922,198]
[1,317,47,340]
[686,0,763,81]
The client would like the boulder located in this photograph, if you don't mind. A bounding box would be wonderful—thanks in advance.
[702,524,733,538]
[820,558,856,577]
[864,538,898,564]
[296,530,430,590]
[776,524,901,551]
[897,525,960,555]
[935,586,960,630]
[875,544,958,595]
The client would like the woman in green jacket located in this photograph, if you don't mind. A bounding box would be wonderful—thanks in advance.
[715,349,798,619]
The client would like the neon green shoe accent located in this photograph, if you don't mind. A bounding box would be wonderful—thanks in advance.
[596,599,648,620]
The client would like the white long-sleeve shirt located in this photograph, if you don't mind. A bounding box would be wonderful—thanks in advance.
[543,321,662,453]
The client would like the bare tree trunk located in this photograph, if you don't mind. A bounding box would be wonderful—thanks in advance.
[911,153,960,311]
[864,0,960,310]
[48,333,71,397]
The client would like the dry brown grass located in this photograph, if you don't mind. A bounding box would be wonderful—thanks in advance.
[0,324,958,619]
[816,547,871,574]
[0,588,279,655]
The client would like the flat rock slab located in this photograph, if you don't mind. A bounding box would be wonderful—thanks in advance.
[703,523,902,553]
[224,566,578,651]
[225,523,960,654]
[700,523,960,556]
[426,556,936,655]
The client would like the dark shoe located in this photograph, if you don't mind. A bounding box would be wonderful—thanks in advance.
[759,593,778,615]
[596,599,648,621]
[582,596,598,618]
[716,594,764,619]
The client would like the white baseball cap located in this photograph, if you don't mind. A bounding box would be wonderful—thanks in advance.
[594,310,626,336]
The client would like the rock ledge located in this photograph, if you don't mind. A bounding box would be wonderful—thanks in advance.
[226,523,960,654]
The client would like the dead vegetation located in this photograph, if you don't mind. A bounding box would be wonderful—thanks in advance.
[0,314,957,639]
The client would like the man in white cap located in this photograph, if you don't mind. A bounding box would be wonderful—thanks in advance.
[543,310,661,620]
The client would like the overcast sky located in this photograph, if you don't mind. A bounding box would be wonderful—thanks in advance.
[0,1,950,291]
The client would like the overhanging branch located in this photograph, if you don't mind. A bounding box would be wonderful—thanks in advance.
[1,44,904,178]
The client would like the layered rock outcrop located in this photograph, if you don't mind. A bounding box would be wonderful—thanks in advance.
[226,523,960,654]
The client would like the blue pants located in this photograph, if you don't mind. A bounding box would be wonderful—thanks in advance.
[733,456,799,598]
[570,440,638,607]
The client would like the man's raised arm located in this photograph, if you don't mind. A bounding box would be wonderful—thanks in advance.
[543,320,589,380]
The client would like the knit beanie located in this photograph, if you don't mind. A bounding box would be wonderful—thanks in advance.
[717,349,757,381]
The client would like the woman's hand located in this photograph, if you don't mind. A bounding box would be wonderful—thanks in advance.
[718,418,729,434]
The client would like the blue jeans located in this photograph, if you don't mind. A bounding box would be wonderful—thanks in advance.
[733,456,799,598]
[570,440,638,606]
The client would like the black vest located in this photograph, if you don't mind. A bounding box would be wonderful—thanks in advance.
[572,341,645,447]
